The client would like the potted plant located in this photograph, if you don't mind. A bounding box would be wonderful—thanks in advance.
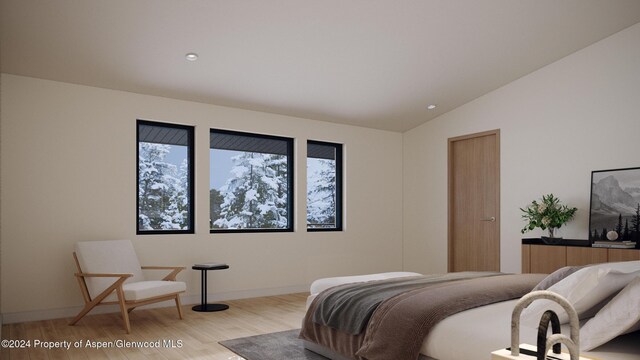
[520,194,577,244]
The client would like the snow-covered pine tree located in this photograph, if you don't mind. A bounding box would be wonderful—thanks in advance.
[214,152,288,229]
[262,153,289,228]
[138,143,188,230]
[307,158,336,227]
[139,143,171,229]
[161,158,190,229]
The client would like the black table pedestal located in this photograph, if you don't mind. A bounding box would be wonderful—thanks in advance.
[192,303,229,312]
[192,263,229,312]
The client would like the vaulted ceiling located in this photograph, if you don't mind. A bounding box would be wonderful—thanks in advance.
[2,0,640,131]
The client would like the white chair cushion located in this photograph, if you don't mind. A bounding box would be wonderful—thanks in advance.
[123,281,186,301]
[75,240,146,301]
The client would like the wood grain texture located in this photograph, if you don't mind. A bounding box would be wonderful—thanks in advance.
[521,245,531,273]
[523,244,640,273]
[608,248,640,262]
[1,293,308,360]
[448,130,500,272]
[566,247,608,266]
[529,245,566,274]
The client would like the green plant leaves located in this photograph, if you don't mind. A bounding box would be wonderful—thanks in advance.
[520,193,577,234]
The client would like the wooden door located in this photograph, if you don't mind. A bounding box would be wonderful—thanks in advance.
[448,130,500,272]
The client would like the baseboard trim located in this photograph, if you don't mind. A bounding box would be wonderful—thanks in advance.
[2,284,309,324]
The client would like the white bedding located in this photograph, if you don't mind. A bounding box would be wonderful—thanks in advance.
[306,271,421,308]
[425,299,639,360]
[305,273,640,360]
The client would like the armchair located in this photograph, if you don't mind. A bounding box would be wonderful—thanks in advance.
[70,239,186,333]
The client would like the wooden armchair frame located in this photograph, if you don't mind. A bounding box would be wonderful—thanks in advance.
[70,252,185,333]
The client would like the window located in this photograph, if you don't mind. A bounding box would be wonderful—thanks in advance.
[307,141,343,231]
[137,120,194,234]
[210,129,294,232]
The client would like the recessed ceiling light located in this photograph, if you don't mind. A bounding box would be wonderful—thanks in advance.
[185,53,199,61]
[427,104,437,110]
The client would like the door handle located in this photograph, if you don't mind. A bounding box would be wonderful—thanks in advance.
[481,217,496,222]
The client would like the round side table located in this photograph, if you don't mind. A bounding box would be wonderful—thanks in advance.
[192,263,229,312]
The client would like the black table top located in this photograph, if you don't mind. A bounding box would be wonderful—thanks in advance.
[192,263,229,270]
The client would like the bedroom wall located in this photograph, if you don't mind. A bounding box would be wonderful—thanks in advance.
[0,50,3,332]
[403,22,640,275]
[0,74,403,322]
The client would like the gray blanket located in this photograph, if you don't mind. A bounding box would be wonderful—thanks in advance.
[312,271,501,335]
[357,273,546,360]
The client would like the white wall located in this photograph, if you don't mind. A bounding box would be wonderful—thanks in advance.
[0,74,403,321]
[0,52,3,331]
[403,23,640,275]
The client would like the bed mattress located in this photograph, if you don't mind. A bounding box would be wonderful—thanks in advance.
[304,273,640,360]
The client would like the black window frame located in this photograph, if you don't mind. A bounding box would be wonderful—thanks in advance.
[306,140,343,232]
[209,128,294,234]
[136,119,195,235]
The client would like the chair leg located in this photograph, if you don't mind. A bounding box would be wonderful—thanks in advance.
[116,287,131,334]
[69,300,100,326]
[175,294,184,320]
[127,307,136,314]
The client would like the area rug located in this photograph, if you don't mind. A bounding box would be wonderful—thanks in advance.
[220,329,328,360]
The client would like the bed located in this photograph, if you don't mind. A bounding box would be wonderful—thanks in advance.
[300,266,640,360]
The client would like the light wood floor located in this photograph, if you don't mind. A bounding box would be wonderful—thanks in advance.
[1,293,308,360]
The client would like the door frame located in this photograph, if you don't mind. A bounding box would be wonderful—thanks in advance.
[447,129,501,272]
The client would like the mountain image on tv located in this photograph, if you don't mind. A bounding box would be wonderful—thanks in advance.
[589,168,640,244]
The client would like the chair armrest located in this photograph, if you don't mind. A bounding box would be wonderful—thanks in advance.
[75,272,133,278]
[141,266,185,270]
[141,266,185,281]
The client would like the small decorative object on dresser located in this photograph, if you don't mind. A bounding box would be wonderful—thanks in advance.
[521,194,578,244]
[592,240,637,249]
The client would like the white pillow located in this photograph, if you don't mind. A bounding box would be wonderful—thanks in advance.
[580,276,640,351]
[521,261,640,326]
